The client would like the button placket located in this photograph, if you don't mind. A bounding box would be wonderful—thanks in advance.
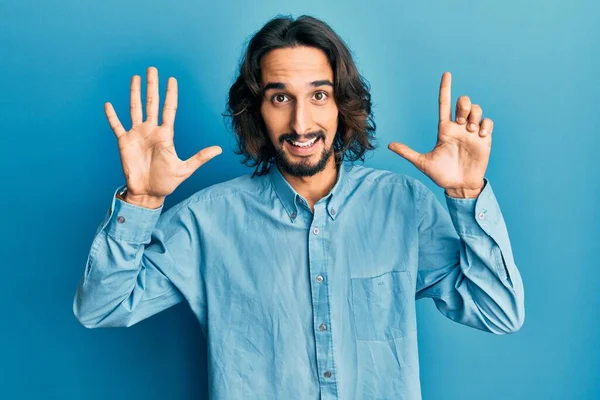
[308,205,338,396]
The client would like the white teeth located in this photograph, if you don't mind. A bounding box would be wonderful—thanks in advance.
[291,137,318,147]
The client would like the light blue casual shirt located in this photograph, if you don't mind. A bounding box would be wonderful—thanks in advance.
[73,161,524,400]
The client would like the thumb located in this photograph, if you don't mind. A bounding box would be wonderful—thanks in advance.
[184,145,223,175]
[388,142,423,170]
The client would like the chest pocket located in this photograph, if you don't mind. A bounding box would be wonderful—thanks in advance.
[351,270,416,341]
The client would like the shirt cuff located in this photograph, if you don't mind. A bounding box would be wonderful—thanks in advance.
[444,178,501,237]
[104,185,164,243]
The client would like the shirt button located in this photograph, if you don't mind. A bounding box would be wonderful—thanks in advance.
[117,216,126,224]
[290,212,297,219]
[330,208,336,216]
[477,212,486,220]
[313,227,319,235]
[316,275,324,283]
[319,323,327,332]
[324,371,332,378]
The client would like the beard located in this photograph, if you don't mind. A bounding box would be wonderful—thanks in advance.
[275,130,333,177]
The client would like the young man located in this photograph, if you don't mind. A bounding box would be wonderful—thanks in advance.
[73,15,524,400]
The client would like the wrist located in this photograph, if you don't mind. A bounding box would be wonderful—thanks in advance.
[116,189,165,209]
[445,184,483,199]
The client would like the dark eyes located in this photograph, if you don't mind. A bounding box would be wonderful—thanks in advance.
[271,91,329,104]
[273,94,288,103]
[314,92,326,101]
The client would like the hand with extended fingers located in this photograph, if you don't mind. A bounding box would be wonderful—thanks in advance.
[388,72,492,198]
[104,66,222,208]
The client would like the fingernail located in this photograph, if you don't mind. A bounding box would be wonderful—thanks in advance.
[457,117,466,124]
[468,123,477,131]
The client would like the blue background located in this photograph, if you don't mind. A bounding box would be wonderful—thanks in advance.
[1,0,598,398]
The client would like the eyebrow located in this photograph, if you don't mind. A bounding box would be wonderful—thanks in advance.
[262,80,334,95]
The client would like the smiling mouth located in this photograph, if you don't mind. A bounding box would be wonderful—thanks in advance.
[285,136,322,148]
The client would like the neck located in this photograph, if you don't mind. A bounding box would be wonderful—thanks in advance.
[279,156,339,211]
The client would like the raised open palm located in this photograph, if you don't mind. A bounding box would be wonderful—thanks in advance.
[389,72,493,198]
[104,67,222,207]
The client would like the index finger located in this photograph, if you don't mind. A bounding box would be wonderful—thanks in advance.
[130,75,143,126]
[162,77,178,127]
[438,72,452,122]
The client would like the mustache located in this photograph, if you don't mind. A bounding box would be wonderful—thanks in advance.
[279,130,325,144]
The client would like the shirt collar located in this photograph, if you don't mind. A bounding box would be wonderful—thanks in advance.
[268,161,351,223]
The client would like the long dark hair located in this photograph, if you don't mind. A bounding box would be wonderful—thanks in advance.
[225,15,376,176]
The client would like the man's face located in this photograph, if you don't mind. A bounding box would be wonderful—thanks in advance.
[260,46,339,177]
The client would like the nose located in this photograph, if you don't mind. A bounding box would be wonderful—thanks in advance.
[291,100,313,135]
